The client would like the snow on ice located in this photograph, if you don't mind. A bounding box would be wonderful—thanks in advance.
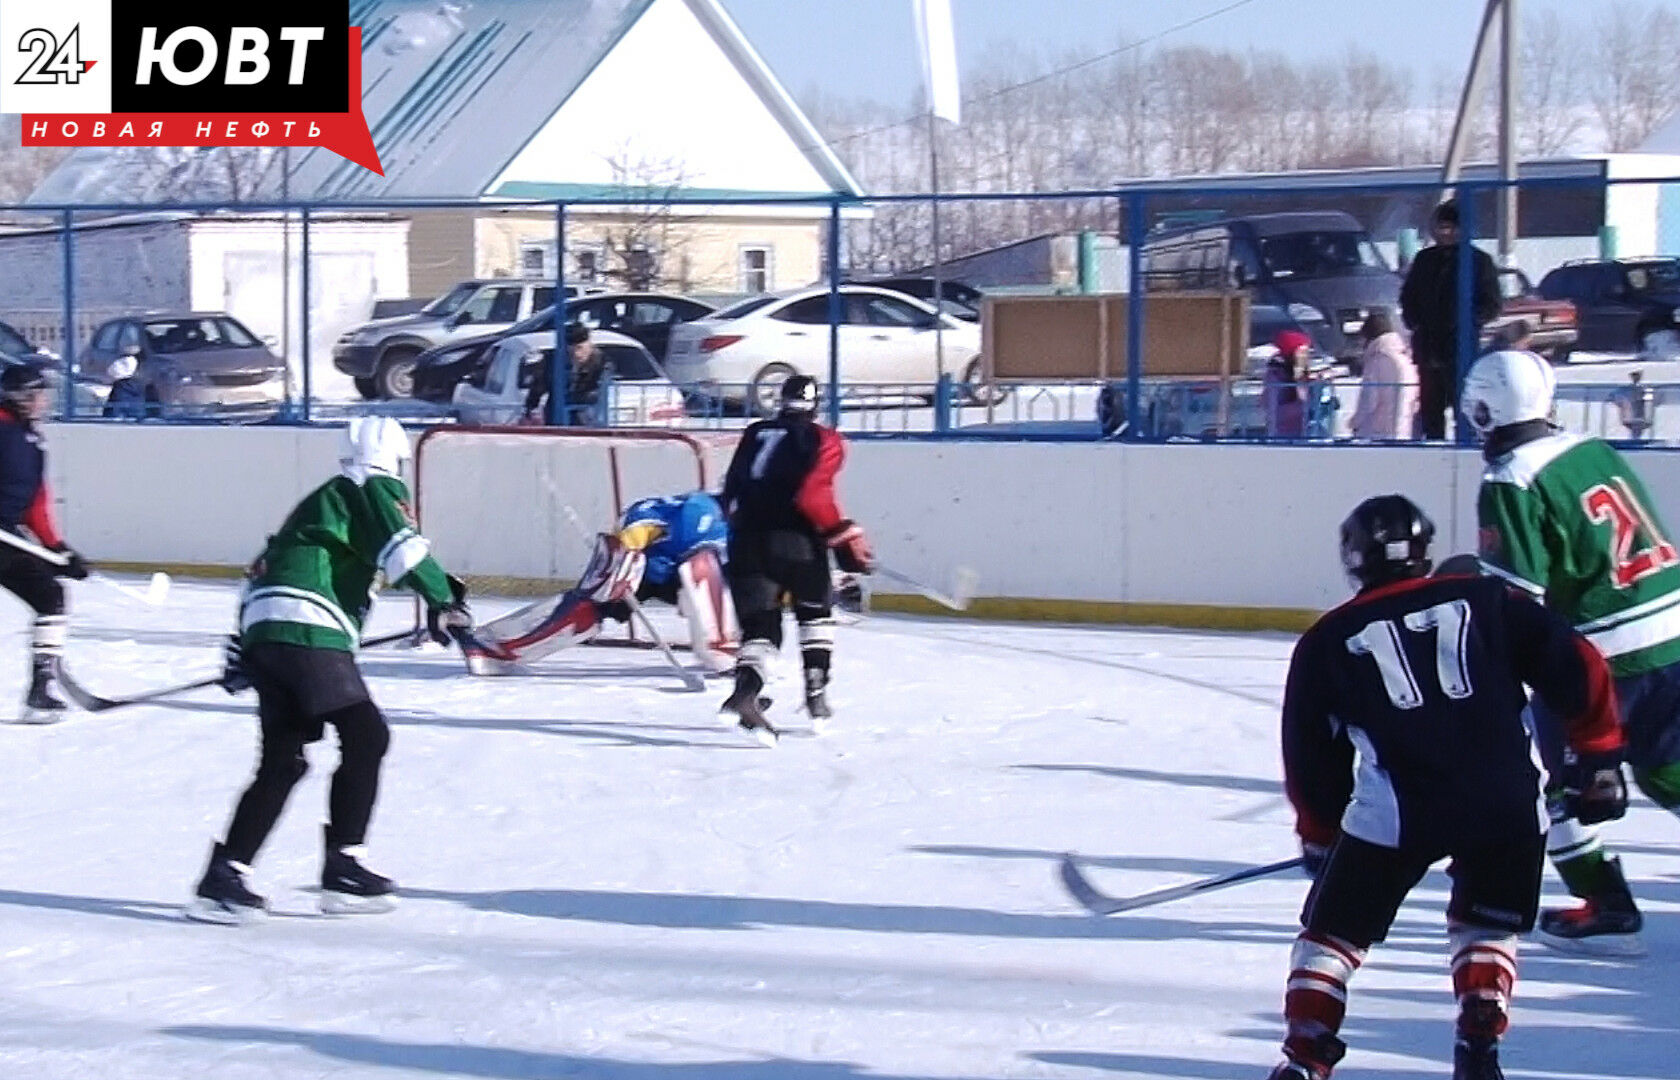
[0,579,1673,1079]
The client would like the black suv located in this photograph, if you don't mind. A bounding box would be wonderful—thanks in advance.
[1537,258,1680,356]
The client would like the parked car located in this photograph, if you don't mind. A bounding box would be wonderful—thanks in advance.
[451,328,687,427]
[0,321,104,415]
[333,279,606,400]
[1537,258,1680,358]
[663,285,990,415]
[1142,211,1400,361]
[1484,268,1577,359]
[78,312,287,417]
[410,293,713,404]
[853,277,985,322]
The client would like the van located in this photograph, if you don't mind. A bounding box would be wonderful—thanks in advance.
[1141,211,1400,361]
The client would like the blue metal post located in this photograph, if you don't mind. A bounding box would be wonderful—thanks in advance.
[549,202,569,426]
[300,207,312,423]
[1124,191,1146,440]
[61,209,74,420]
[1456,186,1479,445]
[827,198,842,428]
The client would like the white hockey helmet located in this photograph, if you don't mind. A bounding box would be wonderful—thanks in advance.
[339,416,412,483]
[1459,349,1557,437]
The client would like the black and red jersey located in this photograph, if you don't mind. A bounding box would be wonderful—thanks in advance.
[720,415,848,537]
[1283,574,1621,853]
[0,406,61,548]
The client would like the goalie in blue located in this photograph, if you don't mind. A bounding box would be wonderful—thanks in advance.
[460,491,738,675]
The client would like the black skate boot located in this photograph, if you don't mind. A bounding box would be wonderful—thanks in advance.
[721,665,777,746]
[184,844,268,925]
[20,655,66,724]
[321,842,397,915]
[1266,1029,1345,1080]
[1453,999,1507,1080]
[803,667,833,726]
[1537,856,1644,956]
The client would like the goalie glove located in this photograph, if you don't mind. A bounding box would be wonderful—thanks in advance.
[825,520,874,574]
[219,634,251,694]
[1562,750,1629,825]
[427,602,473,648]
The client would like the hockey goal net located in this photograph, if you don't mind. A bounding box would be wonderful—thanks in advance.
[413,426,738,597]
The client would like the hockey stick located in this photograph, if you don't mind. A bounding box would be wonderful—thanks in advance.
[0,529,170,606]
[1058,853,1305,916]
[53,628,435,714]
[872,564,978,612]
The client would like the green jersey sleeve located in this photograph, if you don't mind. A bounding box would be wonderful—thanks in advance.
[363,475,455,608]
[1478,481,1549,597]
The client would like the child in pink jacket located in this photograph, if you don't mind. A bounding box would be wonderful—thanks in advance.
[1349,313,1419,439]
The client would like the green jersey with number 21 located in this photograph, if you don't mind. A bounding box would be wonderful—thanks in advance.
[1478,432,1680,676]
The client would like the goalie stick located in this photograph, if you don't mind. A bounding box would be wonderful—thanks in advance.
[1058,853,1304,915]
[51,628,425,714]
[873,564,978,612]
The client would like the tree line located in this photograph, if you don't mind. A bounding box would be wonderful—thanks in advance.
[804,1,1680,273]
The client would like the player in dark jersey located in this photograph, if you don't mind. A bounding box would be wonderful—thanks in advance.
[718,375,872,742]
[1267,494,1626,1080]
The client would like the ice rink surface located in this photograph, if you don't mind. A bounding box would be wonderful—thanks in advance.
[1,579,1674,1080]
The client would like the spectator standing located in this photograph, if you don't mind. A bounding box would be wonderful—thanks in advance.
[102,356,145,420]
[1265,330,1313,438]
[1348,313,1418,440]
[522,323,605,426]
[1399,201,1501,439]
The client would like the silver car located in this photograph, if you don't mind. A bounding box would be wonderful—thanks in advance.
[80,313,287,418]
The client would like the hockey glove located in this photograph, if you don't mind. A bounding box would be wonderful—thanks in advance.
[54,544,90,580]
[1301,840,1332,879]
[219,634,251,694]
[825,520,875,574]
[427,603,473,648]
[1564,751,1629,825]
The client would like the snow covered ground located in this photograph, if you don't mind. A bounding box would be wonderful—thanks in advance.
[1,579,1675,1080]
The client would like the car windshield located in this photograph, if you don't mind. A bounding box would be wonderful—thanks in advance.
[0,324,32,355]
[711,296,779,320]
[505,306,557,335]
[1257,231,1388,279]
[1626,263,1680,293]
[423,283,480,316]
[144,317,260,352]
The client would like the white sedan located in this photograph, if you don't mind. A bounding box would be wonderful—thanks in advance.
[452,328,688,427]
[662,285,988,414]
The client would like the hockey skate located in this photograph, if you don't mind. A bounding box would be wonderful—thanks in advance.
[320,845,397,915]
[17,656,66,724]
[184,845,268,925]
[1453,1037,1504,1080]
[802,667,833,730]
[721,666,778,746]
[1265,1029,1344,1080]
[1536,857,1645,957]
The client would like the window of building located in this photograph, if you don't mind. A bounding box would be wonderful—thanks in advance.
[518,242,551,278]
[572,246,604,284]
[740,246,773,293]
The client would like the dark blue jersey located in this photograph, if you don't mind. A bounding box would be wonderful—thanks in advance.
[0,406,61,546]
[1283,574,1621,854]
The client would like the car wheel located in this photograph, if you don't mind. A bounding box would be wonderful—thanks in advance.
[352,375,379,399]
[375,346,421,399]
[960,356,1008,405]
[1640,327,1680,362]
[748,362,797,417]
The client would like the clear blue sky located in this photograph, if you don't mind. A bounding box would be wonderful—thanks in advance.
[719,0,1680,109]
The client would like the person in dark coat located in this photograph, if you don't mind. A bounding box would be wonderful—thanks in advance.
[523,322,604,426]
[1399,201,1501,440]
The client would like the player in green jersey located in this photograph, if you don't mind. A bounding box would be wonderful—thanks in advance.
[1463,349,1680,956]
[186,418,473,924]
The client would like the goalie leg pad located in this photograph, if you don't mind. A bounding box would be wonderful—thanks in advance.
[466,591,603,674]
[679,550,739,674]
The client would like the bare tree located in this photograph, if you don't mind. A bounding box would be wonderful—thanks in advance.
[597,147,690,291]
[0,117,72,202]
[1519,9,1585,157]
[1590,1,1680,151]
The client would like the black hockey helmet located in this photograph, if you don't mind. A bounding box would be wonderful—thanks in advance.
[0,363,48,412]
[779,374,819,415]
[1340,494,1435,589]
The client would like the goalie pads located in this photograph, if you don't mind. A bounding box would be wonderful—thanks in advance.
[461,535,646,676]
[677,548,739,673]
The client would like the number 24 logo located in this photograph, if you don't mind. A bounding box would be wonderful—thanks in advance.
[1581,479,1679,589]
[14,27,93,86]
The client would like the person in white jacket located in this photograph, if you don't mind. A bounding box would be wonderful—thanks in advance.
[1349,312,1419,440]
